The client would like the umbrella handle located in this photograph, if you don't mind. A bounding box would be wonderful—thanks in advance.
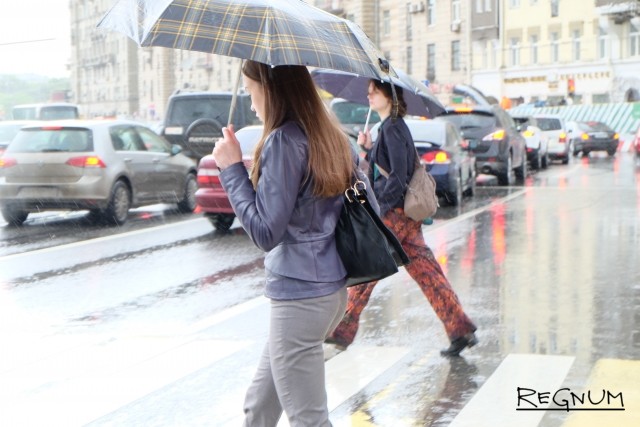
[364,108,372,132]
[228,60,244,125]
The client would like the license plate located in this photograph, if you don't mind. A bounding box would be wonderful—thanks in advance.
[18,187,59,198]
[594,132,608,139]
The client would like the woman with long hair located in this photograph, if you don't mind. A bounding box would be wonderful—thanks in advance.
[212,60,375,426]
[325,79,478,357]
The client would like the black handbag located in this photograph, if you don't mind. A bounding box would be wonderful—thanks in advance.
[335,180,410,287]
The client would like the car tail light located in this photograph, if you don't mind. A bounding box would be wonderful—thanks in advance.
[66,156,106,168]
[197,167,221,186]
[454,107,473,113]
[559,132,567,143]
[482,129,505,141]
[421,150,451,164]
[0,157,17,168]
[580,133,590,141]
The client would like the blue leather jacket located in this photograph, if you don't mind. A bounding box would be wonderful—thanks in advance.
[219,121,377,300]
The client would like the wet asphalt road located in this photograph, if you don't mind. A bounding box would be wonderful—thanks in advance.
[0,152,639,426]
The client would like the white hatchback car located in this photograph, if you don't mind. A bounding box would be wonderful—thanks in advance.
[0,120,198,226]
[534,115,571,164]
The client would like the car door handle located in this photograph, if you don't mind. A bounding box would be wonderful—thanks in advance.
[123,158,132,163]
[152,158,160,163]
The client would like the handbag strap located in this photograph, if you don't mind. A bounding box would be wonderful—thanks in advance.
[375,147,420,180]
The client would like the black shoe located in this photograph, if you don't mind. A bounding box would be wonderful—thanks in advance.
[440,333,478,357]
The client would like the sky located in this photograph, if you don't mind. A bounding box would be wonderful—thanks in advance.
[0,0,72,78]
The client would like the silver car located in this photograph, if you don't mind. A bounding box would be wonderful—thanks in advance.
[534,114,571,164]
[0,120,198,226]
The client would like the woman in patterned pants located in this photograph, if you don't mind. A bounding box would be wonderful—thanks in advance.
[327,79,477,357]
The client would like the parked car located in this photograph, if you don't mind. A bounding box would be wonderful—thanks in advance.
[0,120,198,226]
[0,120,41,156]
[196,125,262,231]
[566,120,619,157]
[437,105,527,185]
[410,119,476,206]
[159,90,260,160]
[533,114,571,164]
[510,115,549,170]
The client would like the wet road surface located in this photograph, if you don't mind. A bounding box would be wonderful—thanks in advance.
[0,152,639,426]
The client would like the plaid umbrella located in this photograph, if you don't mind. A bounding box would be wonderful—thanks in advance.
[311,67,445,119]
[97,0,391,80]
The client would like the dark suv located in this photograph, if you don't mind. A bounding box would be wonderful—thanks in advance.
[159,91,260,160]
[438,105,527,185]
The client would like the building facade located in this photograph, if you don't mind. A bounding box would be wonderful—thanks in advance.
[69,1,640,120]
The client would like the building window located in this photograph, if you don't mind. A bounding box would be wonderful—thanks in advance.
[529,34,538,64]
[510,38,520,66]
[509,0,520,8]
[485,0,492,11]
[406,3,413,40]
[407,46,413,74]
[630,23,640,57]
[550,0,559,17]
[476,0,483,13]
[491,39,499,68]
[427,0,436,26]
[452,0,461,22]
[550,31,559,62]
[598,27,608,59]
[572,29,581,61]
[451,40,461,70]
[427,43,436,81]
[383,10,390,36]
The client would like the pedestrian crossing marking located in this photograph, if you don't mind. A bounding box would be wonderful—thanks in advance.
[561,359,640,427]
[448,354,575,427]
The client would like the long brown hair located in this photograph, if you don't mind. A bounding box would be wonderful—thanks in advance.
[242,60,353,197]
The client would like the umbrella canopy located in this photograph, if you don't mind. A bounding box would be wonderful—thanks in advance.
[310,67,445,119]
[97,0,392,80]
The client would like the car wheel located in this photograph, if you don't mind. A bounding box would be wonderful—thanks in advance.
[541,152,549,169]
[530,150,541,170]
[103,180,131,225]
[445,175,463,206]
[515,151,528,181]
[177,173,198,213]
[607,148,616,156]
[463,169,476,197]
[1,206,29,226]
[497,154,514,186]
[206,213,236,231]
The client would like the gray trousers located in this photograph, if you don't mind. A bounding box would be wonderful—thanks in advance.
[242,287,348,427]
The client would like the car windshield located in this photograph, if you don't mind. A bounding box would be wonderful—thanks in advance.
[167,97,232,126]
[332,101,380,125]
[579,121,612,132]
[39,106,78,120]
[438,113,496,131]
[8,128,93,153]
[536,118,562,131]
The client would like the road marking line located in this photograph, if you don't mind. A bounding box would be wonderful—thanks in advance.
[448,353,575,427]
[561,359,639,427]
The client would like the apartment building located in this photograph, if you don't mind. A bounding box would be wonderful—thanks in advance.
[472,0,640,104]
[69,1,640,119]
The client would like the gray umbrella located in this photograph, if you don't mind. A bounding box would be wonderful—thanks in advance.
[311,67,445,119]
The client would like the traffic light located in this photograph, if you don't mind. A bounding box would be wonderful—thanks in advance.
[567,78,575,97]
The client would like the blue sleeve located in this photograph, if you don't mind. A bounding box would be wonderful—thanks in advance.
[219,130,305,252]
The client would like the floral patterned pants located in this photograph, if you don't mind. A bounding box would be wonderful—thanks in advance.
[328,208,477,347]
